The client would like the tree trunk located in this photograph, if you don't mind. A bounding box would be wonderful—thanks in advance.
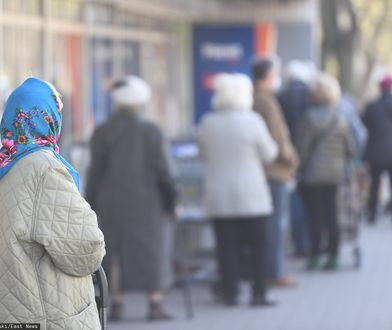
[320,0,359,93]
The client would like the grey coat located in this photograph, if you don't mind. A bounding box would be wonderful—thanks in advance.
[86,110,177,292]
[297,105,354,185]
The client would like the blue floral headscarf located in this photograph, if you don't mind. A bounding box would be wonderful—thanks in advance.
[0,77,80,189]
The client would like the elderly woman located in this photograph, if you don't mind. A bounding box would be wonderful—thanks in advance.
[198,73,278,307]
[297,73,353,270]
[0,78,105,328]
[86,76,177,321]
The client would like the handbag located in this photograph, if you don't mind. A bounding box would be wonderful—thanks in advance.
[299,113,339,181]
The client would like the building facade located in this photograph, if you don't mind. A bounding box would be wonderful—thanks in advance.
[0,0,318,171]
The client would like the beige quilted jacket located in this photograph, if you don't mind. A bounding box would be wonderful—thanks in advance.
[0,150,106,329]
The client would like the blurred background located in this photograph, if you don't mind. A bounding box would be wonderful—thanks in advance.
[1,1,392,329]
[0,0,320,172]
[0,0,389,170]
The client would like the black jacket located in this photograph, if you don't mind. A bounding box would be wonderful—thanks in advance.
[278,80,311,142]
[362,93,392,167]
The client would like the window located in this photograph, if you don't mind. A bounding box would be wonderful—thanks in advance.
[85,2,113,25]
[3,0,42,15]
[121,41,140,76]
[52,0,82,21]
[3,27,43,86]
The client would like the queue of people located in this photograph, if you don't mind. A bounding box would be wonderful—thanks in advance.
[197,66,352,308]
[1,61,391,326]
[82,64,392,317]
[198,62,392,308]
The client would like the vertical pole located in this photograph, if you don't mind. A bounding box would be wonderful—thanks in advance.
[42,0,53,80]
[0,0,4,76]
[0,0,5,115]
[112,0,122,81]
[81,0,92,142]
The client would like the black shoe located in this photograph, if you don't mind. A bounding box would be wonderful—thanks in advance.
[147,302,173,322]
[109,302,124,321]
[250,295,277,307]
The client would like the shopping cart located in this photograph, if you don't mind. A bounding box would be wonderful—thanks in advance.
[93,266,109,330]
[171,140,217,319]
[338,166,363,269]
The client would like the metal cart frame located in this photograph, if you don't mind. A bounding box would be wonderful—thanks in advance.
[93,266,109,330]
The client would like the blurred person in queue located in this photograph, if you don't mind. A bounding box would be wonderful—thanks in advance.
[297,73,353,270]
[338,94,367,229]
[362,75,392,224]
[278,60,314,141]
[278,61,314,257]
[252,58,299,288]
[86,76,177,321]
[198,73,278,307]
[0,78,105,328]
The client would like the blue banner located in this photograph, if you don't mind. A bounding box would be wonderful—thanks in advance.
[193,25,254,123]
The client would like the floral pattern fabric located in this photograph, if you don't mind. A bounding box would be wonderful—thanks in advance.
[0,77,79,188]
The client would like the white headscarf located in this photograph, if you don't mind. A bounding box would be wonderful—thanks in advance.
[111,76,151,108]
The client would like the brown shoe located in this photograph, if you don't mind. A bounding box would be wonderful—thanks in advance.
[269,277,298,288]
[147,302,173,322]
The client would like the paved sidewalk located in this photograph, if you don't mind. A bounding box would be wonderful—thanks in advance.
[108,222,392,330]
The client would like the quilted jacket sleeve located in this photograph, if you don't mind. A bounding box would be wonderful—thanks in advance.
[33,166,106,277]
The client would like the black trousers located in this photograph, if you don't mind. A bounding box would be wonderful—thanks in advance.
[301,184,339,258]
[213,217,268,301]
[368,165,392,223]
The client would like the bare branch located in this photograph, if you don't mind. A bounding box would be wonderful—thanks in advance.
[344,0,359,33]
[371,0,391,42]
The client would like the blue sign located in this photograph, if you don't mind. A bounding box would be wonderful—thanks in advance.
[90,38,113,126]
[193,25,254,123]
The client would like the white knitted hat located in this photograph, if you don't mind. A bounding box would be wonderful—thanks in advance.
[111,76,151,107]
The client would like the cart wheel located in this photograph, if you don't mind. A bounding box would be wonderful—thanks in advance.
[353,246,361,269]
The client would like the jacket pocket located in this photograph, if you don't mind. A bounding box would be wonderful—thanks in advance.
[50,302,101,330]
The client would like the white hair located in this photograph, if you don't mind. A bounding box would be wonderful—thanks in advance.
[285,60,316,84]
[312,72,341,105]
[111,76,151,108]
[212,73,253,111]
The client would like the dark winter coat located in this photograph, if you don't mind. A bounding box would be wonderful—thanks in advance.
[86,110,177,292]
[362,93,392,167]
[278,80,311,142]
[296,105,354,185]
